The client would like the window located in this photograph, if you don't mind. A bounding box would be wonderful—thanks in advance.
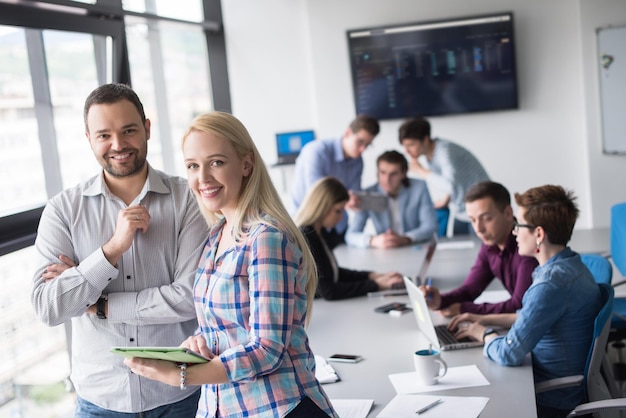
[0,1,228,415]
[123,0,205,22]
[0,247,70,417]
[0,26,48,217]
[125,15,213,175]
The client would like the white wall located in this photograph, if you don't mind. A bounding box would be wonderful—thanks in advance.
[221,0,626,229]
[579,0,626,227]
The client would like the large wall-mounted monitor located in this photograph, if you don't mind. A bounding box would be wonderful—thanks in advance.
[347,12,518,120]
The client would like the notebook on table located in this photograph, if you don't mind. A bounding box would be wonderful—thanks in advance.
[403,276,483,351]
[367,239,437,297]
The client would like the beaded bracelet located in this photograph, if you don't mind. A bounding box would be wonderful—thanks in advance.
[179,363,188,390]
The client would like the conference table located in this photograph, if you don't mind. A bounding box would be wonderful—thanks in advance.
[307,237,534,417]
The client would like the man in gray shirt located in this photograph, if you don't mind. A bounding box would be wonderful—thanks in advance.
[399,116,489,235]
[31,84,208,416]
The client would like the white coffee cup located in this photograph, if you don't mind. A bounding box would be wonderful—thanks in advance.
[414,348,448,385]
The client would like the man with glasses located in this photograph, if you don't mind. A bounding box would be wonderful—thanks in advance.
[290,114,380,248]
[422,181,537,316]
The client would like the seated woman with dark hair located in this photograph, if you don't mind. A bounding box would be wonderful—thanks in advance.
[449,184,602,418]
[294,177,403,300]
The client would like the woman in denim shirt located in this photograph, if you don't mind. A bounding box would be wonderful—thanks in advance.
[449,185,602,418]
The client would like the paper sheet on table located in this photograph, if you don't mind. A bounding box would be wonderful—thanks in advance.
[330,399,374,418]
[388,365,489,394]
[376,394,489,418]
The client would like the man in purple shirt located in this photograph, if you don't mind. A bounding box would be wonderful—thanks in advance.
[422,181,537,316]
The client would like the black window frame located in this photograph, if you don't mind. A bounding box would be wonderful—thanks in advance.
[0,0,229,257]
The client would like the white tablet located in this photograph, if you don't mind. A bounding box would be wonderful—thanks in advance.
[353,191,388,212]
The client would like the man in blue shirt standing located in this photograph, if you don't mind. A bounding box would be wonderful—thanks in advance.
[290,114,380,248]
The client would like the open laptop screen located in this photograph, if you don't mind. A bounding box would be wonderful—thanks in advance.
[275,130,315,165]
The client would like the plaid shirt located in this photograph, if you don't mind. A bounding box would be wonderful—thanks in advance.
[193,218,337,418]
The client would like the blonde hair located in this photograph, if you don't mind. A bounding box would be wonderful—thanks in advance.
[181,112,317,324]
[294,177,350,228]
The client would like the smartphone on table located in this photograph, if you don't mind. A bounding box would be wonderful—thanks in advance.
[374,302,407,313]
[327,354,364,363]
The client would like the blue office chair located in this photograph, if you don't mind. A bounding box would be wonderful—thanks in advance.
[535,284,617,418]
[582,253,614,286]
[611,202,626,279]
[610,202,626,336]
[604,202,626,391]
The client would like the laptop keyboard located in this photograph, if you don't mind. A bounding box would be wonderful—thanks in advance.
[435,325,472,345]
[391,281,406,290]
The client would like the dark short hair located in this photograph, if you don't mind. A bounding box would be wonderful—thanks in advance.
[377,150,409,188]
[464,181,511,212]
[514,185,579,246]
[398,116,430,144]
[83,83,146,131]
[349,114,380,137]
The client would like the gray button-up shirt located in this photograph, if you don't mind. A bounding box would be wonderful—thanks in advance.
[31,165,208,412]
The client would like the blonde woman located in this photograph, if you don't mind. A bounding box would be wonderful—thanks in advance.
[125,112,337,418]
[295,176,403,300]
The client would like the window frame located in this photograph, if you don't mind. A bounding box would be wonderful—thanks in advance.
[0,0,229,257]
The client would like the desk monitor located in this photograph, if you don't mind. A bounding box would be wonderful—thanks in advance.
[275,130,315,165]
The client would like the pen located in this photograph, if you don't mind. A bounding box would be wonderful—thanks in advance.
[416,399,443,414]
[426,277,433,301]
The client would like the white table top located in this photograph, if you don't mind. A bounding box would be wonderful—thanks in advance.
[307,239,538,417]
[333,237,483,292]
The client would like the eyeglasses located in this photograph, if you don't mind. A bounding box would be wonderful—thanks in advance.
[354,137,373,150]
[513,220,535,233]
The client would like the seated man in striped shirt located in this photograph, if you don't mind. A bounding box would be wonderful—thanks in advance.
[32,83,208,416]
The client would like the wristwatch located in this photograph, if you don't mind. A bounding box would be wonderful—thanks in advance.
[483,327,498,342]
[96,296,107,319]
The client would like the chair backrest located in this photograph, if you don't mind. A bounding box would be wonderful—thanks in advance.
[585,283,617,418]
[581,254,613,285]
[611,202,626,277]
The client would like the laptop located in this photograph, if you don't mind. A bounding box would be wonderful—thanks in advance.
[403,275,483,351]
[274,130,315,165]
[411,238,437,286]
[366,238,438,298]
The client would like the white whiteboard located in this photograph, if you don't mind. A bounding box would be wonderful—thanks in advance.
[598,25,626,154]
